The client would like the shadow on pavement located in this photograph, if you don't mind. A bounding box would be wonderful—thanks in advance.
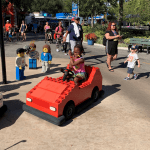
[137,72,150,79]
[84,55,106,66]
[3,92,19,99]
[35,63,61,70]
[84,55,106,61]
[84,51,91,54]
[26,66,63,80]
[0,99,24,130]
[3,33,45,45]
[0,82,31,93]
[113,62,126,69]
[62,84,121,126]
[116,57,127,61]
[4,140,27,150]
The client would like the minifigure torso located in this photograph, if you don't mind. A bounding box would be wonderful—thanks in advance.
[41,52,52,61]
[16,56,26,67]
[29,50,39,59]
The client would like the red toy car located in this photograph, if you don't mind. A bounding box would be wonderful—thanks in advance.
[23,65,104,125]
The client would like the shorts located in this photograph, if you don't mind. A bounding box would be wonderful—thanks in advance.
[9,34,12,38]
[73,71,86,79]
[127,67,134,74]
[34,28,37,33]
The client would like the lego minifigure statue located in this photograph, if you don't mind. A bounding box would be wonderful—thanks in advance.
[28,43,39,69]
[16,48,28,80]
[40,44,52,73]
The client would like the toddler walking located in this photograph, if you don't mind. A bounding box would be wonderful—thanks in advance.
[124,45,140,80]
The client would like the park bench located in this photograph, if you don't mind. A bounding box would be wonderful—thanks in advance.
[128,38,143,53]
[128,38,150,54]
[140,39,150,54]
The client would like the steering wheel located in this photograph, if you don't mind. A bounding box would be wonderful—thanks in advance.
[60,69,74,81]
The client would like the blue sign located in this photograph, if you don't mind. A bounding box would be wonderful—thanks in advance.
[72,2,78,17]
[56,13,73,19]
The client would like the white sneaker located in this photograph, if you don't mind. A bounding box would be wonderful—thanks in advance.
[56,49,59,52]
[134,74,138,80]
[64,53,68,55]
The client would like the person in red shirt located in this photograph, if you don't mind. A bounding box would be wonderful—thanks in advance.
[5,20,12,41]
[55,21,64,52]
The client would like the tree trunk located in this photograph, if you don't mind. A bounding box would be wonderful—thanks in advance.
[95,11,96,25]
[119,0,124,32]
[91,14,94,28]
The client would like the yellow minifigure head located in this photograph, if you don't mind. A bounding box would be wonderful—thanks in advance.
[16,48,26,57]
[29,43,36,51]
[43,44,51,53]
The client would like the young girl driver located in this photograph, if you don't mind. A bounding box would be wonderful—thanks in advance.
[69,45,86,85]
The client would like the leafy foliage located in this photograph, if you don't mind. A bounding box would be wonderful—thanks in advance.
[85,33,97,41]
[31,0,63,15]
[74,0,107,27]
[83,24,150,46]
[123,0,150,25]
[62,0,72,13]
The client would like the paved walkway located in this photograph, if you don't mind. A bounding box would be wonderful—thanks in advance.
[0,34,150,150]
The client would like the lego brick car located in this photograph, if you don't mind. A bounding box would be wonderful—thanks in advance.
[23,65,104,125]
[0,93,7,117]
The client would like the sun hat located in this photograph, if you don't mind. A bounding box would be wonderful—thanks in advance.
[131,45,138,50]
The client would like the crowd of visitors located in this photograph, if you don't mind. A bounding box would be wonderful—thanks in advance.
[3,18,141,81]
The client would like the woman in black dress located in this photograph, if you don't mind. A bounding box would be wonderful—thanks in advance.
[105,22,122,72]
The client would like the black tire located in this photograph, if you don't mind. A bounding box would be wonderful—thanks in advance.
[92,87,99,102]
[99,90,105,98]
[0,105,7,117]
[64,103,75,120]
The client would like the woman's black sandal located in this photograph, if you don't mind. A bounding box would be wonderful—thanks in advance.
[109,69,114,72]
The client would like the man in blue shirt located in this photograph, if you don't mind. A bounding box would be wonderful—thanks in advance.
[64,17,83,53]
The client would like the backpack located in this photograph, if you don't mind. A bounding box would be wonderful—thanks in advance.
[103,36,107,46]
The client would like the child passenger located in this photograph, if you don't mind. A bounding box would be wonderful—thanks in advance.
[69,45,86,85]
[124,45,140,80]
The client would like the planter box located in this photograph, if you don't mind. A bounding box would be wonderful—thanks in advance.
[88,39,94,45]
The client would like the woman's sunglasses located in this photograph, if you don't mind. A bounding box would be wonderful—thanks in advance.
[111,25,116,26]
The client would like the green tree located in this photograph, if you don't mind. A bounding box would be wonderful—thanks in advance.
[74,0,106,27]
[31,0,63,15]
[123,0,150,25]
[62,0,72,13]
